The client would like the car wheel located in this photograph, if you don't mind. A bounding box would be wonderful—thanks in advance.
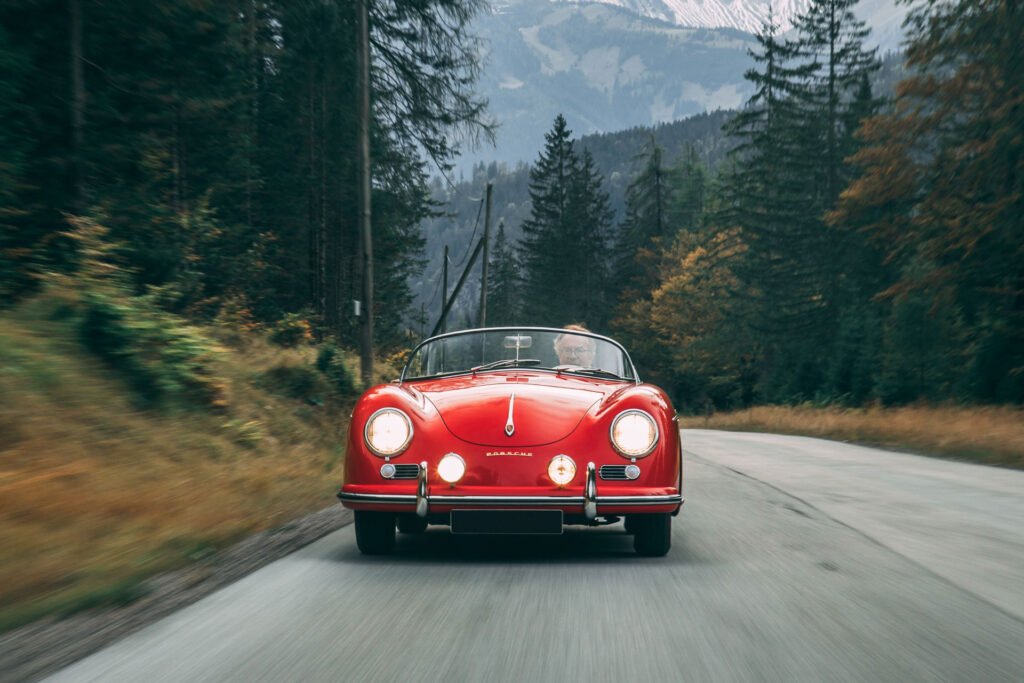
[396,514,428,534]
[624,515,637,534]
[355,511,396,554]
[633,513,671,557]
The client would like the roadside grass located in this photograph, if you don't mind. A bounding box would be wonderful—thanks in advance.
[0,293,379,632]
[678,404,1024,469]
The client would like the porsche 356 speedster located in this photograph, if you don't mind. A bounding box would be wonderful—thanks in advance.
[337,327,683,556]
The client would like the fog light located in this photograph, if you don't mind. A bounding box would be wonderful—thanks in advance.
[380,463,396,479]
[548,455,576,486]
[624,464,641,480]
[437,453,466,484]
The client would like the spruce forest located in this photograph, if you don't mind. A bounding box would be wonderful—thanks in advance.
[1,0,1021,412]
[1,0,491,352]
[441,0,1023,411]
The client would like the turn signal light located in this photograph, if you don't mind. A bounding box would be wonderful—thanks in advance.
[438,453,466,484]
[548,455,576,486]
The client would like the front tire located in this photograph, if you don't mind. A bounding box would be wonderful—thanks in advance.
[633,513,671,557]
[355,511,396,555]
[397,514,428,534]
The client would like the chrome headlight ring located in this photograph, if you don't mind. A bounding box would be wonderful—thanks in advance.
[547,454,577,486]
[609,409,659,459]
[363,407,413,457]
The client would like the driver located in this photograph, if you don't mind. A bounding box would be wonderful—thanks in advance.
[553,324,596,367]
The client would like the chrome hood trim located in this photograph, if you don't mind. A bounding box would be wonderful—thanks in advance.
[505,392,515,437]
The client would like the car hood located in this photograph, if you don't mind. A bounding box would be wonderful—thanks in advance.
[420,380,604,447]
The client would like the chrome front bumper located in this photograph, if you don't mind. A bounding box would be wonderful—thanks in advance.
[337,460,684,518]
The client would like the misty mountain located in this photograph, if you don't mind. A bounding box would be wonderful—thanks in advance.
[455,0,905,174]
[549,0,909,49]
[455,0,756,174]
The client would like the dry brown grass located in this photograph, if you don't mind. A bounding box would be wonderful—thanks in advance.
[0,301,358,630]
[678,404,1024,469]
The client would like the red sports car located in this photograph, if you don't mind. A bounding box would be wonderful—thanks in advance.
[338,327,683,556]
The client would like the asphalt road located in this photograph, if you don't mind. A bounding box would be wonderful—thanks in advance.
[47,431,1024,682]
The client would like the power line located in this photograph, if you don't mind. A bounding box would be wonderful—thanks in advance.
[452,195,485,268]
[430,154,483,203]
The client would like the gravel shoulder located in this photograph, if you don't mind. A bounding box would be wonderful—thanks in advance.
[0,504,353,683]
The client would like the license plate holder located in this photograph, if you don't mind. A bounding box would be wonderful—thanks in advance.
[450,509,564,535]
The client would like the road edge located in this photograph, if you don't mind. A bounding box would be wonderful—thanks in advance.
[0,504,353,683]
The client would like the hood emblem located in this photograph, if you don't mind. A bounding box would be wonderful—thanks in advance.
[505,392,516,437]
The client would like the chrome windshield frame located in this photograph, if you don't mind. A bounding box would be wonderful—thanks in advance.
[400,326,641,384]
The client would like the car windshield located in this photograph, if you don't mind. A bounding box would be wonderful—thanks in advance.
[403,328,636,382]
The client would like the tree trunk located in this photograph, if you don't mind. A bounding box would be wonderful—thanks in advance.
[70,0,85,208]
[357,0,374,384]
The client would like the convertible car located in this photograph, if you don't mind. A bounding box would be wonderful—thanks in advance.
[338,327,683,556]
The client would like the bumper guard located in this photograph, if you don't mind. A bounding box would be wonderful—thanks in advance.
[338,460,684,515]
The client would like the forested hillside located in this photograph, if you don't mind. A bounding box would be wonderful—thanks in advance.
[0,0,491,631]
[412,109,736,328]
[0,0,491,352]
[424,0,1022,411]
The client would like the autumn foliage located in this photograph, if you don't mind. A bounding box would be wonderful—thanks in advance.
[614,0,1023,409]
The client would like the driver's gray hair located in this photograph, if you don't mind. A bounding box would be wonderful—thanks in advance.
[554,324,595,349]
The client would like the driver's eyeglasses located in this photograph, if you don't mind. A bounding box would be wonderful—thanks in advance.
[561,346,592,354]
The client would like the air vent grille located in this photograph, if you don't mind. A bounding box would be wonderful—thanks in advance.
[599,465,629,481]
[392,463,420,480]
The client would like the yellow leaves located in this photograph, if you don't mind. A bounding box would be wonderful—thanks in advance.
[617,228,744,380]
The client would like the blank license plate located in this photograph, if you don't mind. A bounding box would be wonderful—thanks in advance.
[450,509,564,535]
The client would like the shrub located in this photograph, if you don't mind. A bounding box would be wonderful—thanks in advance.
[261,364,329,403]
[316,344,356,397]
[268,313,313,348]
[44,215,226,408]
[78,291,223,406]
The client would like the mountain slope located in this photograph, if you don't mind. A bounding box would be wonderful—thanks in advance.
[549,0,909,48]
[550,0,810,33]
[462,0,756,172]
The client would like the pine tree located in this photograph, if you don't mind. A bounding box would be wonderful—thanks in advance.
[667,143,707,237]
[370,0,495,173]
[519,115,579,325]
[616,137,671,287]
[788,0,882,364]
[612,141,708,360]
[519,116,614,328]
[566,148,615,328]
[716,9,827,398]
[709,1,885,400]
[485,220,522,325]
[833,0,1024,402]
[789,0,881,208]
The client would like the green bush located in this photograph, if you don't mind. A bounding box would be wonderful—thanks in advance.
[78,291,222,406]
[316,343,356,397]
[261,364,329,403]
[268,313,313,348]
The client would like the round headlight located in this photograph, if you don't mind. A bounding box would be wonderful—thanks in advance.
[364,408,413,457]
[437,453,466,484]
[610,410,659,458]
[548,454,576,486]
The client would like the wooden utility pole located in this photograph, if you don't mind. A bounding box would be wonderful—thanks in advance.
[431,237,486,338]
[356,0,374,386]
[441,245,449,334]
[478,182,493,328]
